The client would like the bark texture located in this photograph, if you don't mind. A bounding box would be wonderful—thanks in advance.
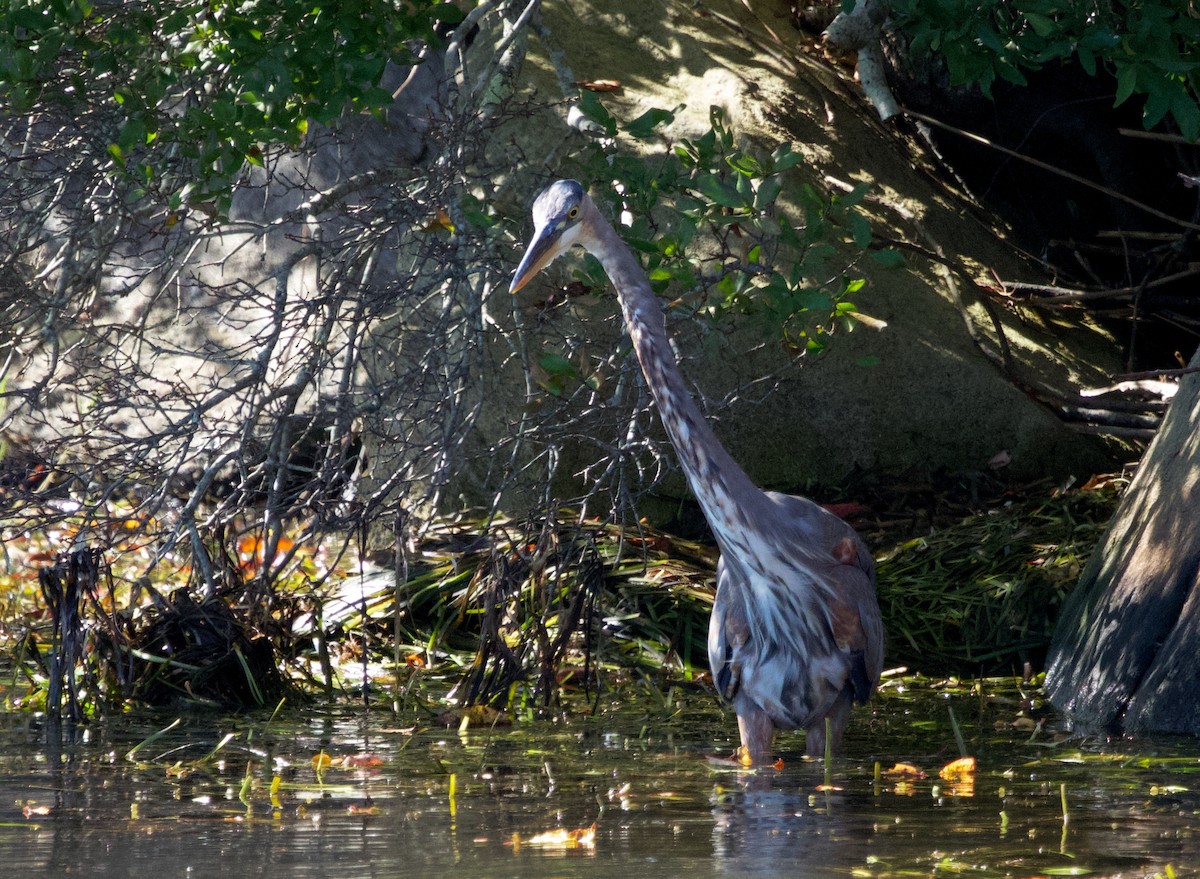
[1047,345,1200,735]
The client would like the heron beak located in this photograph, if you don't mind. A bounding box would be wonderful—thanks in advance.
[510,222,565,294]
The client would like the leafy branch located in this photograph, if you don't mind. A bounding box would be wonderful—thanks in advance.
[0,0,464,213]
[890,0,1200,139]
[560,99,899,358]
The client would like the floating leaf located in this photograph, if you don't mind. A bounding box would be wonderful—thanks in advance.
[884,762,927,779]
[940,756,976,780]
[524,823,597,849]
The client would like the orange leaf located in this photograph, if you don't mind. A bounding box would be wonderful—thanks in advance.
[311,752,333,772]
[405,653,426,668]
[939,756,976,780]
[883,762,927,779]
[421,208,455,233]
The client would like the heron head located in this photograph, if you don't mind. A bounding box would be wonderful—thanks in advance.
[510,179,588,294]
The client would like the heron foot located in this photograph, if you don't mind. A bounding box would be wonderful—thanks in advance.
[736,709,776,765]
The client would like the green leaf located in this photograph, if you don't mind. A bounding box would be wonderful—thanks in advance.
[974,23,1003,52]
[537,351,577,395]
[1114,63,1139,107]
[1078,48,1096,76]
[849,213,872,248]
[871,248,907,268]
[693,173,744,209]
[625,107,675,139]
[771,143,803,172]
[463,209,495,229]
[1170,91,1200,142]
[844,182,870,206]
[539,352,574,374]
[727,152,764,177]
[577,89,617,136]
[794,290,833,311]
[1024,12,1055,38]
[118,118,145,150]
[1143,83,1171,128]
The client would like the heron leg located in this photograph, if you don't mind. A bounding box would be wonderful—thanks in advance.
[805,689,854,757]
[737,707,775,765]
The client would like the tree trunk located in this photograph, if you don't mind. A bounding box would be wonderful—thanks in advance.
[1046,345,1200,735]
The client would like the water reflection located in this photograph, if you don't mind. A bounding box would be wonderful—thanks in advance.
[711,773,877,877]
[0,693,1197,878]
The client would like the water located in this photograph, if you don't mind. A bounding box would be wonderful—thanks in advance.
[0,681,1197,878]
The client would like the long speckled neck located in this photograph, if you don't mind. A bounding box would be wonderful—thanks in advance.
[581,201,773,544]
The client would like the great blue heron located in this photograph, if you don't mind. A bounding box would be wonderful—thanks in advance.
[511,179,883,763]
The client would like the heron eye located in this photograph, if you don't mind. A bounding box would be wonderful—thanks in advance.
[568,206,579,219]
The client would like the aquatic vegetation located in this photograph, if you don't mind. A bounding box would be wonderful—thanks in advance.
[0,480,1122,723]
[0,676,1192,879]
[875,479,1123,672]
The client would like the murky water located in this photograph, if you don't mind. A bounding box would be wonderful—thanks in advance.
[0,681,1197,878]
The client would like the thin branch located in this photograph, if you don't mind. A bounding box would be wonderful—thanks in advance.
[904,108,1200,234]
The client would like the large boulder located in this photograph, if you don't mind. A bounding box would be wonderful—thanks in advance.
[0,0,1121,539]
[477,0,1118,510]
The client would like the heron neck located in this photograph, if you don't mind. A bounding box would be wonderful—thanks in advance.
[586,215,772,539]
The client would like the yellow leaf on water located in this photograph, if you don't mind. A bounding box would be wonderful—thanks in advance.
[939,756,976,780]
[525,823,597,849]
[883,762,927,779]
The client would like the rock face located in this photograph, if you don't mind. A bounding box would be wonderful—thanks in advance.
[490,0,1118,508]
[1,0,1120,533]
[1046,346,1200,736]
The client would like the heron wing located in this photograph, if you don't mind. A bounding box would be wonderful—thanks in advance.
[708,492,883,730]
[825,546,883,703]
[707,555,750,702]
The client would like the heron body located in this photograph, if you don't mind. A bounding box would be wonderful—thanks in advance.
[511,180,883,762]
